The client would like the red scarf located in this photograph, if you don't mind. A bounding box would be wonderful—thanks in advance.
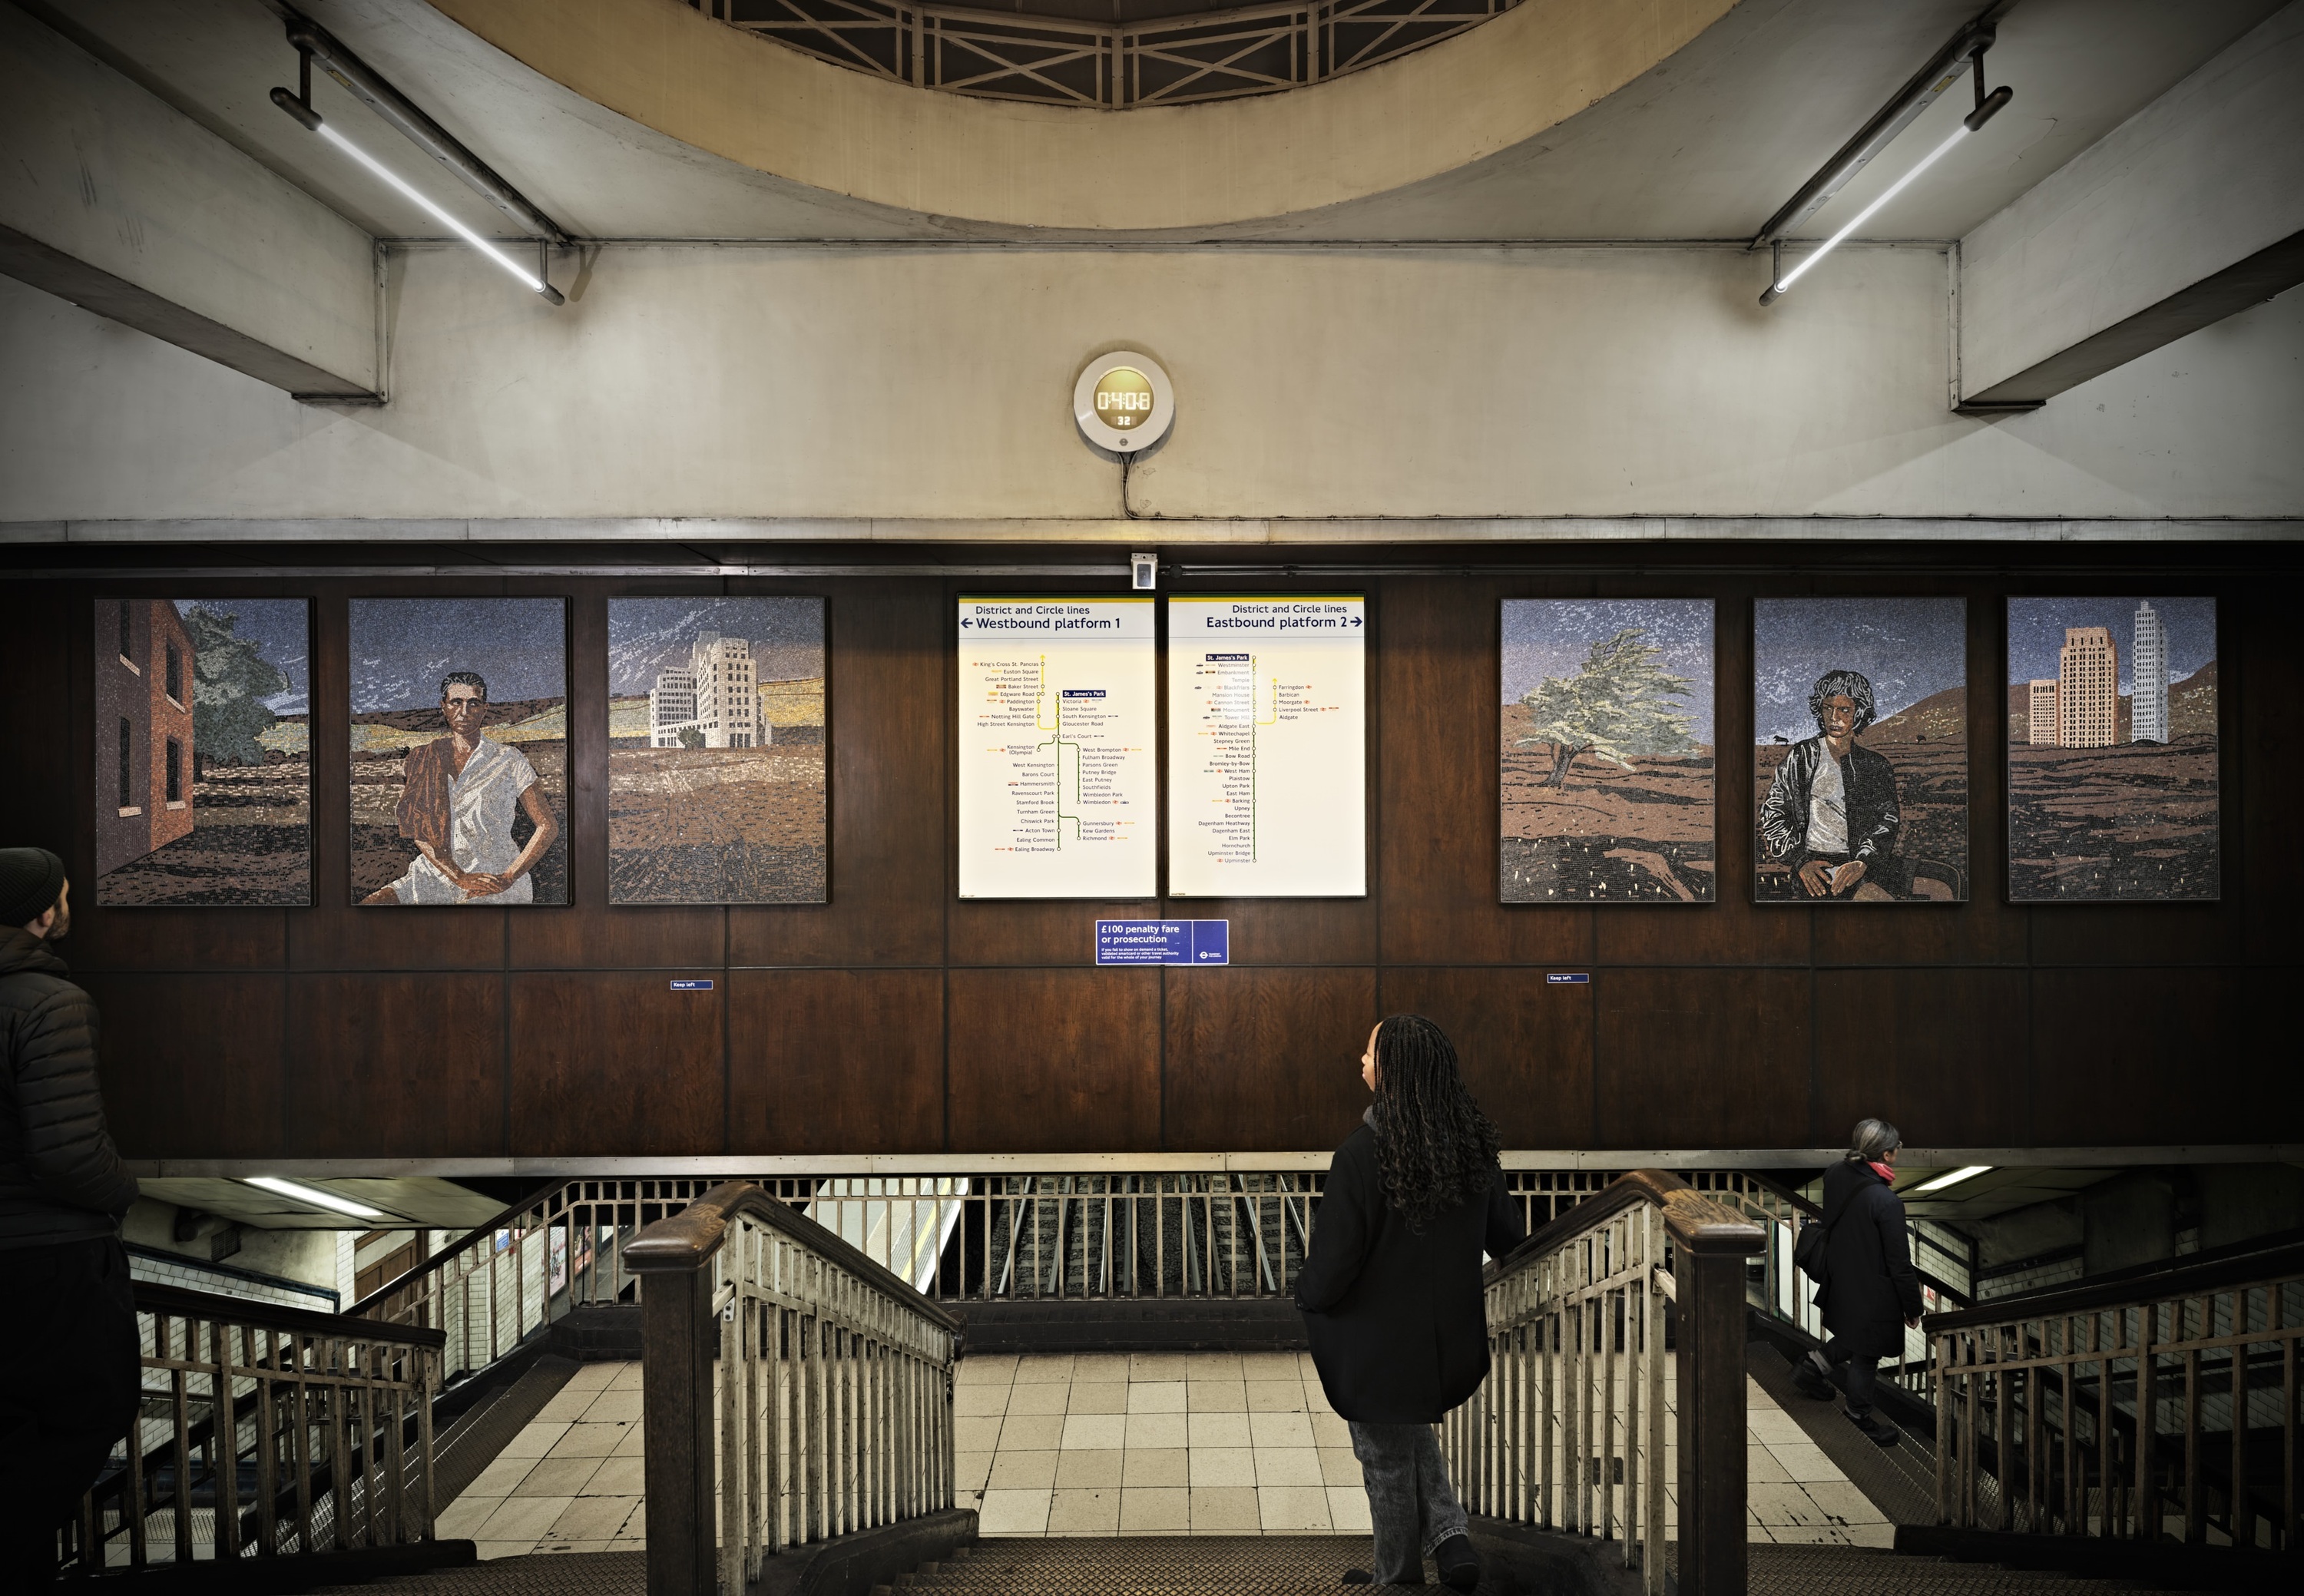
[1867,1161,1896,1184]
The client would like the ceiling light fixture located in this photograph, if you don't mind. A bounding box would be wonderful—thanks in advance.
[267,13,564,306]
[1912,1165,1994,1194]
[1757,6,2016,307]
[243,1175,389,1220]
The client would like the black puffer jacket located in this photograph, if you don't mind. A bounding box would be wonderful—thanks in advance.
[1815,1157,1922,1359]
[1,929,139,1247]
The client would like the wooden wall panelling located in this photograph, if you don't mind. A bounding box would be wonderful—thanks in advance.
[1595,579,1808,967]
[948,580,1149,967]
[2019,577,2245,971]
[60,587,290,973]
[2,550,2294,1166]
[2028,968,2258,1145]
[1380,577,1593,966]
[1810,968,2029,1150]
[81,972,285,1159]
[1592,966,1811,1148]
[511,585,725,969]
[946,967,1161,1151]
[508,971,726,1156]
[1377,966,1595,1148]
[730,581,942,968]
[2235,578,2297,965]
[0,585,71,849]
[1812,579,2028,967]
[727,969,945,1153]
[1174,898,1376,966]
[287,586,515,972]
[285,972,506,1157]
[1160,966,1378,1151]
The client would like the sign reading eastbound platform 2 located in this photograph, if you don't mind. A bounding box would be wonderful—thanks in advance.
[1095,919,1230,965]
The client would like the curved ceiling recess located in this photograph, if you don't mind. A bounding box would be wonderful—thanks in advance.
[700,0,1528,111]
[425,0,1740,230]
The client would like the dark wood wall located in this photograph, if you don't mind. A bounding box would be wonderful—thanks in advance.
[2,548,2292,1164]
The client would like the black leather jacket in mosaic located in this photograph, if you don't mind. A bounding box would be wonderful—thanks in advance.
[1759,736,1902,864]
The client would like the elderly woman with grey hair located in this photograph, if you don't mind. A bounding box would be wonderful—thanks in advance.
[1793,1118,1924,1445]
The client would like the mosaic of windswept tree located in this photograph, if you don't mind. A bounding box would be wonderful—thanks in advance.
[1501,599,1714,902]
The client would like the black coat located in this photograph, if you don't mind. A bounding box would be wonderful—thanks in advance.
[1294,1115,1524,1424]
[1816,1157,1922,1359]
[0,930,139,1249]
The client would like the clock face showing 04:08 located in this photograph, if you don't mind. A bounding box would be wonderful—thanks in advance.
[1074,351,1174,452]
[1092,367,1155,429]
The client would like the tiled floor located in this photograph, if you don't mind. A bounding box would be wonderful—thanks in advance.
[1740,1376,1895,1548]
[434,1362,648,1560]
[436,1353,1892,1556]
[962,1353,1894,1547]
[957,1351,1368,1537]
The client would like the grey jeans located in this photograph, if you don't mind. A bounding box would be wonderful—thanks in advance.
[1347,1420,1470,1585]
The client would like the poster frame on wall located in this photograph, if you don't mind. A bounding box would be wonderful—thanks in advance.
[956,593,1159,901]
[1164,592,1369,900]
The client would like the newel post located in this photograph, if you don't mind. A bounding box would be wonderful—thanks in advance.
[1670,1208,1765,1596]
[627,1187,742,1596]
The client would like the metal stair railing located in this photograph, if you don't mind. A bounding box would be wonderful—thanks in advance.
[61,1282,444,1579]
[626,1180,962,1596]
[1925,1243,2304,1554]
[348,1177,740,1384]
[1443,1170,1764,1596]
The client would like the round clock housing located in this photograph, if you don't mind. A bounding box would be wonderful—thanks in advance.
[1074,351,1174,452]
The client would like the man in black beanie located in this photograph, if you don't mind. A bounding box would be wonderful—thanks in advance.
[0,848,141,1586]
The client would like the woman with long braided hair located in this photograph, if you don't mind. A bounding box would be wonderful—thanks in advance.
[1295,1015,1522,1589]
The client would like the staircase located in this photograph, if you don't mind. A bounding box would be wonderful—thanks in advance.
[307,1538,2222,1594]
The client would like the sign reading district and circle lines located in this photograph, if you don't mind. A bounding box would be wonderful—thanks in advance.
[1074,351,1174,452]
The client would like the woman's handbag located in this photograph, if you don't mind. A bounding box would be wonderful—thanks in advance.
[1793,1215,1830,1285]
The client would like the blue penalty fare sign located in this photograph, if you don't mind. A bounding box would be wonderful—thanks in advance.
[1095,920,1230,966]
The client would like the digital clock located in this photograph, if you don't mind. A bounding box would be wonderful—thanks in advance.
[1074,351,1174,453]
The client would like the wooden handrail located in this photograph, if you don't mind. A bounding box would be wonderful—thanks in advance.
[1461,1170,1761,1596]
[140,1280,448,1347]
[69,1280,443,1578]
[624,1179,963,1330]
[631,1180,962,1595]
[1493,1167,1766,1279]
[1928,1237,2304,1330]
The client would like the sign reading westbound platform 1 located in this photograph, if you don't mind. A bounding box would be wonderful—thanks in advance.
[1095,919,1230,965]
[958,596,1157,899]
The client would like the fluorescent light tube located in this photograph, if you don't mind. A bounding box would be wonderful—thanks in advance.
[1763,123,1968,305]
[1912,1165,1993,1194]
[310,120,562,303]
[243,1175,389,1220]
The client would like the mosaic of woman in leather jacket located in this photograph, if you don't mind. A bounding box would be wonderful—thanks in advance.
[1759,668,1906,899]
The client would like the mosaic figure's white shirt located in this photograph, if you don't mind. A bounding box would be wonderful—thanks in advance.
[390,736,539,905]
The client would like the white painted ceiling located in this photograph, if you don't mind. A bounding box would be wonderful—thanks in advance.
[22,0,2289,240]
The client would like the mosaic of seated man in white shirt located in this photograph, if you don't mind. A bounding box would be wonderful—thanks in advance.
[362,672,559,905]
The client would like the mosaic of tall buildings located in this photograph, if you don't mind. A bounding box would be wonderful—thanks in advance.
[647,631,767,748]
[2027,601,2170,747]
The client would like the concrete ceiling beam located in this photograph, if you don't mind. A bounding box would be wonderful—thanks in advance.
[0,5,381,402]
[1955,2,2304,414]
